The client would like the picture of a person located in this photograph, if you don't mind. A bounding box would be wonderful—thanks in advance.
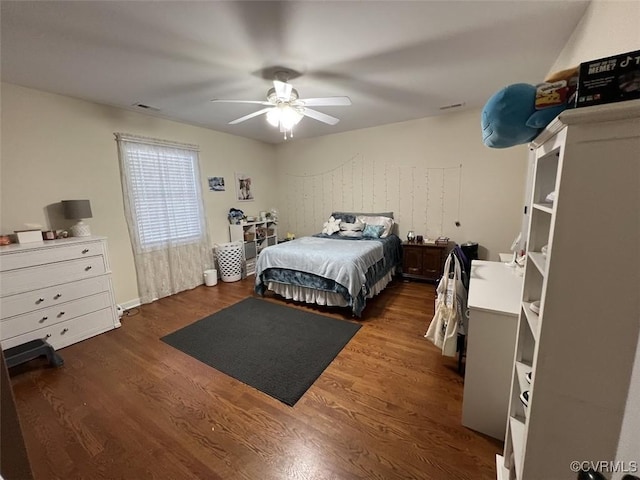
[236,175,253,200]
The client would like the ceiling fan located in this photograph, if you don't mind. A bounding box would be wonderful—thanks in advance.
[211,70,351,139]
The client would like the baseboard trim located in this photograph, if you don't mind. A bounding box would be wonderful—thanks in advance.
[120,298,141,311]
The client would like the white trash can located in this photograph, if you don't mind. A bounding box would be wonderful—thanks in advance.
[214,242,242,282]
[203,269,218,287]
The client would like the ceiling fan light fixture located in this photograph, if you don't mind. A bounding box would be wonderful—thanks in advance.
[266,108,280,127]
[266,105,303,139]
[280,105,303,129]
[213,72,350,140]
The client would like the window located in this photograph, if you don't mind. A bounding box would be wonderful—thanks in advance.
[116,134,206,251]
[115,133,211,304]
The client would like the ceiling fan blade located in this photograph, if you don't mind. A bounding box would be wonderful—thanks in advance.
[211,99,271,105]
[274,80,292,101]
[297,96,352,107]
[302,108,340,125]
[228,107,273,125]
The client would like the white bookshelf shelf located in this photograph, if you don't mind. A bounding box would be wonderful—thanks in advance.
[528,252,547,276]
[532,202,553,214]
[521,302,540,341]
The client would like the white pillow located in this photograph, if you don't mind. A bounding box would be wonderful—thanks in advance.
[322,216,341,235]
[357,215,394,238]
[340,221,365,232]
[338,230,363,238]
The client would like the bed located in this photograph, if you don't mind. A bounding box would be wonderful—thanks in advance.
[254,212,402,316]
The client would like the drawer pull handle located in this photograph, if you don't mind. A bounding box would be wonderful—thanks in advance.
[45,334,51,339]
[54,293,62,299]
[37,298,45,304]
[40,316,48,322]
[61,328,69,334]
[58,311,66,316]
[82,249,89,254]
[85,266,92,271]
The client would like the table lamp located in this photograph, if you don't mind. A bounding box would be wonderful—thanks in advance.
[62,199,93,237]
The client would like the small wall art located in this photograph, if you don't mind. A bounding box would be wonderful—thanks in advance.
[208,176,225,192]
[235,173,254,201]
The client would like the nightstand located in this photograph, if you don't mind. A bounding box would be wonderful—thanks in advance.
[401,241,453,283]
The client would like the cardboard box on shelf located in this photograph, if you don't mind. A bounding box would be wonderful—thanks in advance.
[576,50,640,108]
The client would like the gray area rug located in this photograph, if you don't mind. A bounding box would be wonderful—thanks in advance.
[161,297,361,406]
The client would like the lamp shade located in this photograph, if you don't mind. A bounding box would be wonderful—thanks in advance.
[62,200,92,220]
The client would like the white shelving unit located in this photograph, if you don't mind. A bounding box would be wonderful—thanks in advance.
[229,219,277,276]
[499,100,640,480]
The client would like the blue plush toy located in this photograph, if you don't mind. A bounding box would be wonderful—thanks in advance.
[481,83,568,149]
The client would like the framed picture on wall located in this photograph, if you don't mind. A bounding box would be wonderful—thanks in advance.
[235,173,254,201]
[208,176,225,191]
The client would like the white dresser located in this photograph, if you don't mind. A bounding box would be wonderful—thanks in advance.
[0,236,120,351]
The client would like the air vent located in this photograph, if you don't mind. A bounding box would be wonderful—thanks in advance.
[132,103,160,112]
[439,102,466,111]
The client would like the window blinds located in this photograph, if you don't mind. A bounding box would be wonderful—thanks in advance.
[116,134,205,251]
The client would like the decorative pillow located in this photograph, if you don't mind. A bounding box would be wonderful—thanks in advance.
[362,224,385,238]
[340,221,365,232]
[357,215,394,238]
[338,230,363,238]
[331,211,394,223]
[322,216,341,235]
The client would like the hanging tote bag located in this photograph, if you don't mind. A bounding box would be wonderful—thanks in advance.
[425,254,464,357]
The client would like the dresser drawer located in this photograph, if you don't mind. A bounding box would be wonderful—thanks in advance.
[0,256,106,297]
[0,291,113,340]
[0,275,112,319]
[0,241,105,272]
[1,307,117,351]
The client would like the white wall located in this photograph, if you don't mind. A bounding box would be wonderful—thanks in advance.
[275,110,528,261]
[549,0,640,74]
[0,83,277,306]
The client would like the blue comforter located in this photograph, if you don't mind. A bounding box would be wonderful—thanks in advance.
[255,234,402,316]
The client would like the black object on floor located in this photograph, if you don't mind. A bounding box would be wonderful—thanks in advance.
[161,297,361,406]
[4,339,64,369]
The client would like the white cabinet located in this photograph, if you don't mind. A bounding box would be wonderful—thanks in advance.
[462,260,523,441]
[0,236,121,351]
[498,100,640,479]
[229,220,277,275]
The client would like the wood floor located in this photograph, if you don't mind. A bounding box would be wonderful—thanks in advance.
[10,277,502,480]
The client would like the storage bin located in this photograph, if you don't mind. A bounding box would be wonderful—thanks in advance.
[214,242,242,282]
[203,269,218,286]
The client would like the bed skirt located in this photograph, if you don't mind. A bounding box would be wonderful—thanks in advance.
[265,269,395,310]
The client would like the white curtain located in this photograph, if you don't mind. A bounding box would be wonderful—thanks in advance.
[115,133,212,304]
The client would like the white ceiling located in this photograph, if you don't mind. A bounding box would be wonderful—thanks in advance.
[1,1,590,144]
